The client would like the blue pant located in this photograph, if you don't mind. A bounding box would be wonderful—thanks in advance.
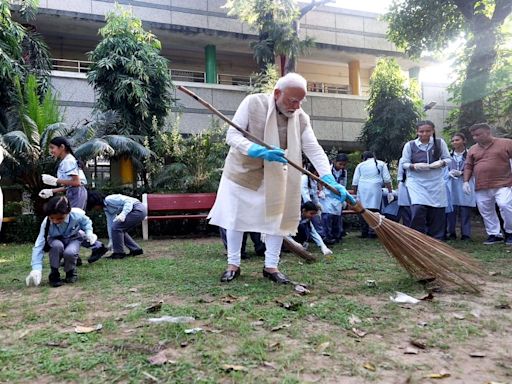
[111,203,147,254]
[446,205,472,238]
[322,213,342,241]
[410,204,446,240]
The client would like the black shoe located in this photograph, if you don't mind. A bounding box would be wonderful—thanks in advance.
[65,269,78,284]
[220,268,240,282]
[483,235,504,245]
[88,245,108,264]
[241,252,250,260]
[128,248,144,257]
[108,252,127,259]
[262,269,290,284]
[76,257,83,267]
[460,235,471,241]
[505,233,512,246]
[448,233,457,240]
[49,268,63,288]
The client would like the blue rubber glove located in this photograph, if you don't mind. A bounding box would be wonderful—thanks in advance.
[320,174,353,203]
[247,143,287,164]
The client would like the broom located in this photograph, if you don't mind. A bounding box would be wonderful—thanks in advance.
[178,85,485,292]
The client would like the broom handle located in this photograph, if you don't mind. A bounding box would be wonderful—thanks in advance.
[178,85,357,206]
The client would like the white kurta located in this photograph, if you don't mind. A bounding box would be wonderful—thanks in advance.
[208,101,331,236]
[352,159,391,209]
[402,137,451,208]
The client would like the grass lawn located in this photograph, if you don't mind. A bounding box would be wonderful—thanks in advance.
[0,228,511,383]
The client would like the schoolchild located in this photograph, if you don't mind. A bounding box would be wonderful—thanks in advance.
[39,136,108,262]
[290,201,332,255]
[352,151,393,238]
[446,132,476,240]
[400,120,451,240]
[87,191,147,260]
[26,196,98,287]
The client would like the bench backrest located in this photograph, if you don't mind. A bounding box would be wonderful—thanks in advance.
[145,193,217,212]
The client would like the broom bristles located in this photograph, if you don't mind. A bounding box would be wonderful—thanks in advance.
[354,204,484,293]
[282,238,317,262]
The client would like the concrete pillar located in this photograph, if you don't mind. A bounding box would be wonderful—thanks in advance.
[204,45,217,84]
[348,60,360,96]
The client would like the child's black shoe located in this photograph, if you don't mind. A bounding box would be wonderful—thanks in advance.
[128,248,144,257]
[65,269,78,284]
[49,268,63,288]
[108,252,126,259]
[88,245,108,264]
[76,256,83,267]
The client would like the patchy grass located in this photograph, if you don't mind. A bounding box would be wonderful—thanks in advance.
[0,226,511,383]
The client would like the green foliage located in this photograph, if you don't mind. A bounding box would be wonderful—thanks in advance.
[151,118,229,193]
[249,64,280,94]
[224,0,318,72]
[359,58,423,163]
[87,5,174,138]
[385,0,464,58]
[0,214,41,242]
[0,0,51,131]
[385,0,512,131]
[0,75,64,204]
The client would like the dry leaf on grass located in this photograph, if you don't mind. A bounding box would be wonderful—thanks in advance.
[294,284,310,295]
[271,323,291,332]
[469,351,486,358]
[145,301,163,313]
[251,320,265,327]
[453,313,465,320]
[268,342,281,352]
[351,328,367,338]
[147,349,177,366]
[46,341,69,348]
[262,361,277,370]
[424,371,450,379]
[222,364,248,372]
[74,324,102,334]
[276,300,302,311]
[495,303,511,309]
[419,292,434,301]
[316,342,330,353]
[221,294,238,303]
[404,347,419,354]
[410,339,427,349]
[129,288,138,292]
[363,362,376,371]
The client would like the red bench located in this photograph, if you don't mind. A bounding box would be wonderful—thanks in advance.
[142,193,217,240]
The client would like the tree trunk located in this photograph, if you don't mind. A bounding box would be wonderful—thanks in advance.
[458,20,497,137]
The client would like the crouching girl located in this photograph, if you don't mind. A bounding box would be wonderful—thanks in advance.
[87,192,147,260]
[26,196,98,287]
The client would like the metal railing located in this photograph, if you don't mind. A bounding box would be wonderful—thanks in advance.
[51,58,92,73]
[50,58,353,95]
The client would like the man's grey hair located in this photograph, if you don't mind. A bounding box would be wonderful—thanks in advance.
[274,73,307,91]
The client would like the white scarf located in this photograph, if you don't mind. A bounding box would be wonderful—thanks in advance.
[263,96,302,234]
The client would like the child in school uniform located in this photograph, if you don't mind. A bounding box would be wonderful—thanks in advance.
[87,192,147,260]
[287,201,333,255]
[39,136,108,262]
[400,120,451,240]
[446,132,476,240]
[26,196,98,287]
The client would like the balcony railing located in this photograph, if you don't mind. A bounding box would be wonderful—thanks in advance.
[50,58,352,95]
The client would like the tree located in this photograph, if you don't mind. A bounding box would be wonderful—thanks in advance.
[0,75,65,213]
[358,58,423,163]
[224,0,331,74]
[87,5,174,138]
[0,0,51,132]
[385,0,512,136]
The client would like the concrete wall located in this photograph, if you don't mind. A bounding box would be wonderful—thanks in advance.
[51,72,367,148]
[38,0,397,54]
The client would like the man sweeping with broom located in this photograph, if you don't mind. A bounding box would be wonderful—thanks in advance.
[208,73,348,283]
